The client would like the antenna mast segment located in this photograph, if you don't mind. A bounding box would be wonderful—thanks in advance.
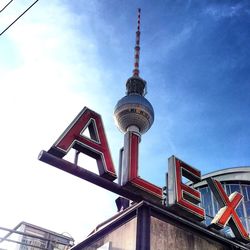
[133,8,141,77]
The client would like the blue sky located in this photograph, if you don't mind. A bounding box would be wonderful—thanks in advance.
[0,0,250,246]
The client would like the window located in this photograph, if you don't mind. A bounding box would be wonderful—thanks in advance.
[242,185,250,201]
[200,187,213,217]
[246,201,250,217]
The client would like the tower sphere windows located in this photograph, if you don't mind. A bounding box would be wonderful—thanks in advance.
[114,94,154,134]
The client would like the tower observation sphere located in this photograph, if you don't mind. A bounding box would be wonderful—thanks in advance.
[114,8,154,135]
[114,77,154,134]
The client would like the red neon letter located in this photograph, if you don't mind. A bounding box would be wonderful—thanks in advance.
[122,131,162,201]
[48,107,116,181]
[167,156,205,221]
[207,178,250,242]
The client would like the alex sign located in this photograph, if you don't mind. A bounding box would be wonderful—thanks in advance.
[43,107,250,243]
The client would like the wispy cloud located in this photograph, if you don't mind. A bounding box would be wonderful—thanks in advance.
[148,21,197,63]
[204,3,245,20]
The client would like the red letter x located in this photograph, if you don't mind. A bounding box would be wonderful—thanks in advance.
[207,178,250,242]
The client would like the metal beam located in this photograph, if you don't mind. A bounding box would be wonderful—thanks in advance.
[0,237,46,250]
[38,150,161,205]
[0,226,48,242]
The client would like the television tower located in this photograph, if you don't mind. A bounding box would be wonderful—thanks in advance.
[114,8,154,198]
[114,8,154,136]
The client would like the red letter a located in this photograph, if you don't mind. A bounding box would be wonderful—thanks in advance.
[48,107,116,181]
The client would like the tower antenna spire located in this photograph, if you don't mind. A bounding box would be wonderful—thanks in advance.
[133,8,141,77]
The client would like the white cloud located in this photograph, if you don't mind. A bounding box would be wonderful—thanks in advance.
[0,0,118,246]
